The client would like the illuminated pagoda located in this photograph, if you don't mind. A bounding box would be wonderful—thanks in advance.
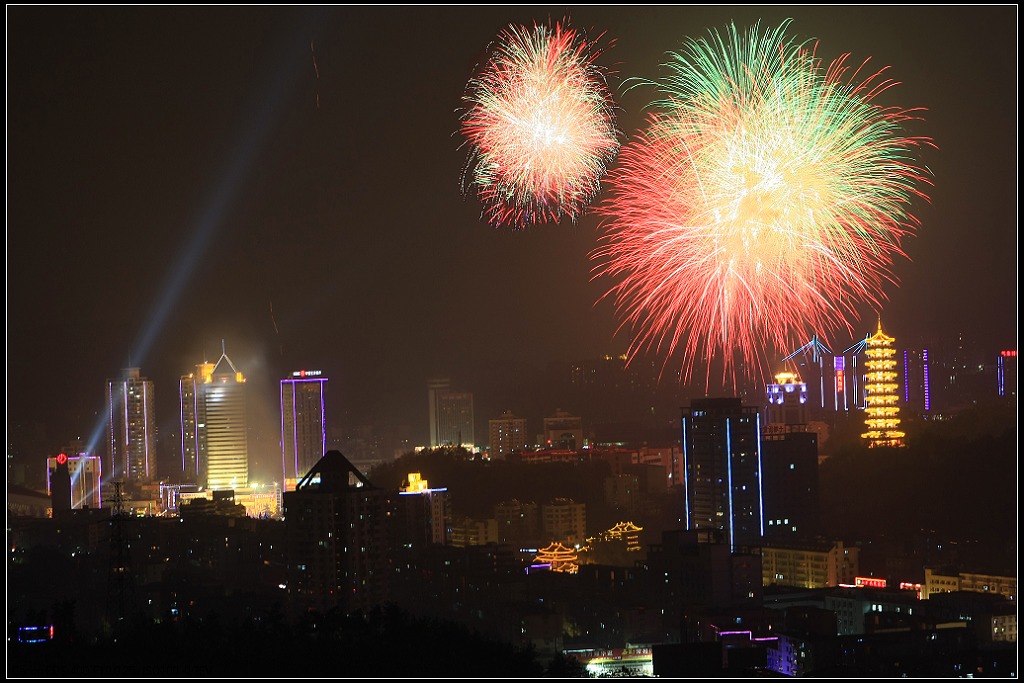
[861,319,905,448]
[578,521,645,567]
[604,521,643,552]
[534,541,578,573]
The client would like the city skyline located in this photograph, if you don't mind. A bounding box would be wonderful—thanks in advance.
[8,7,1018,483]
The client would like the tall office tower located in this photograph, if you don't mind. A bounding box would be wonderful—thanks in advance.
[179,347,248,489]
[542,409,584,449]
[180,361,215,484]
[283,450,389,615]
[488,410,527,459]
[427,378,449,447]
[764,371,808,431]
[281,369,328,489]
[997,350,1017,398]
[861,320,905,448]
[204,350,249,489]
[681,397,764,552]
[761,431,820,541]
[106,367,156,484]
[427,378,474,448]
[902,348,932,416]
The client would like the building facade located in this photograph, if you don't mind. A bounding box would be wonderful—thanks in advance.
[280,369,327,489]
[902,348,932,416]
[997,349,1016,399]
[542,410,584,450]
[179,348,248,490]
[488,410,527,459]
[394,472,449,548]
[180,361,215,483]
[106,367,156,484]
[761,540,859,589]
[428,378,474,448]
[46,452,103,510]
[761,430,820,541]
[283,450,389,614]
[765,372,809,429]
[542,497,587,546]
[681,398,764,551]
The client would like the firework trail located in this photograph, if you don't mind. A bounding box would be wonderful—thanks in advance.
[460,19,621,228]
[592,20,934,388]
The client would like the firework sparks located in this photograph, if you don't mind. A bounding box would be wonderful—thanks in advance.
[592,20,934,387]
[460,20,621,228]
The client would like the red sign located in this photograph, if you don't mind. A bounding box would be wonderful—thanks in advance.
[56,453,68,465]
[855,576,887,589]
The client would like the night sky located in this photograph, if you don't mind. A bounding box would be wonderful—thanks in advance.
[8,6,1017,482]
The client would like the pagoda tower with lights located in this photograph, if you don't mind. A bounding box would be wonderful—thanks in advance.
[861,319,905,448]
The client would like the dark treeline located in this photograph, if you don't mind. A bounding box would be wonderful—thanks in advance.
[370,448,624,528]
[819,401,1017,571]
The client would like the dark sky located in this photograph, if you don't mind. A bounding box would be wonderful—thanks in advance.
[8,6,1017,480]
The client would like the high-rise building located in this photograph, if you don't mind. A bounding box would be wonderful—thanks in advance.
[280,369,327,489]
[180,360,215,484]
[106,367,156,484]
[283,450,389,614]
[861,320,905,448]
[997,350,1017,399]
[681,397,763,552]
[902,348,932,416]
[179,346,248,489]
[488,410,527,459]
[761,430,820,541]
[427,378,474,448]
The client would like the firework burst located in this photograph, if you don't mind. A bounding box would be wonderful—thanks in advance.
[592,20,934,387]
[460,20,621,228]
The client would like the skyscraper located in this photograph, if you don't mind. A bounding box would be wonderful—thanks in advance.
[997,350,1016,399]
[179,346,248,490]
[902,347,932,416]
[283,450,389,614]
[761,431,820,541]
[862,320,905,448]
[681,397,764,552]
[106,367,156,484]
[180,361,215,484]
[427,378,474,448]
[281,369,327,489]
